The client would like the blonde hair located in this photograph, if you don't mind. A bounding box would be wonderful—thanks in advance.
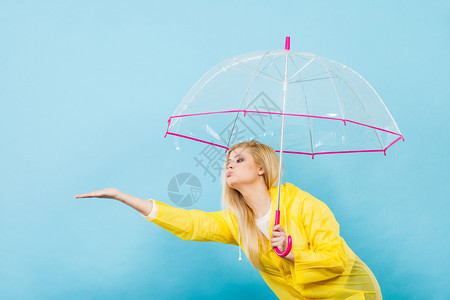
[221,140,281,270]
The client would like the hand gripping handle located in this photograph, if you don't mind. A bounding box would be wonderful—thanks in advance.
[274,210,292,257]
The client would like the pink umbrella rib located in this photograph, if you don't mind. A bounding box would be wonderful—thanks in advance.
[165,132,229,151]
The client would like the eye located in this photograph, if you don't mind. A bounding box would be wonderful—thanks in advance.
[237,158,243,163]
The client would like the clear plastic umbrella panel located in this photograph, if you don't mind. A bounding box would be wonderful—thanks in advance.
[165,37,404,257]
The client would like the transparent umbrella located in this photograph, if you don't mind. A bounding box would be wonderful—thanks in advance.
[165,37,404,256]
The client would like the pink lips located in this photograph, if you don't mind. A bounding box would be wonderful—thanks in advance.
[226,171,233,177]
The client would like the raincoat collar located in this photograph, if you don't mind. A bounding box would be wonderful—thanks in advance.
[238,183,288,262]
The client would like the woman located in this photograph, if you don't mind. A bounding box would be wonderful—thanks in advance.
[75,140,382,299]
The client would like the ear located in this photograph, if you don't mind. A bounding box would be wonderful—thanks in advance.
[258,167,264,175]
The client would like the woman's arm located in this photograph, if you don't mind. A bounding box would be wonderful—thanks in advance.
[147,200,238,245]
[75,188,238,245]
[116,192,153,216]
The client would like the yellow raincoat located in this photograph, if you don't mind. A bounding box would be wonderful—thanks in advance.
[144,182,382,299]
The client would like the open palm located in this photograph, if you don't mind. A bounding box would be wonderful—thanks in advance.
[75,187,121,199]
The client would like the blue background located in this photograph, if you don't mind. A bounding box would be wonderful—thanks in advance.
[1,1,449,299]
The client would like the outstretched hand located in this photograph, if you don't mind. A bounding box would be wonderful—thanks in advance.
[74,188,121,200]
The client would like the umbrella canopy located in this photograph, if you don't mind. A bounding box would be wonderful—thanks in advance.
[164,37,404,257]
[166,39,403,158]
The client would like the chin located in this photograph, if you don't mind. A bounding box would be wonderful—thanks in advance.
[226,178,237,189]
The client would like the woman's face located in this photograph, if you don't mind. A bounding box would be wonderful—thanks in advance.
[225,147,263,189]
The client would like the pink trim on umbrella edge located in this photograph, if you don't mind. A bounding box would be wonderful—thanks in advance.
[164,132,404,158]
[167,110,403,137]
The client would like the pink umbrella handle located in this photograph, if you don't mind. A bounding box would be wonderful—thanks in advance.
[274,210,292,257]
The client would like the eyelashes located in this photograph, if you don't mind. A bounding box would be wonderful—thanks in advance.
[226,157,244,167]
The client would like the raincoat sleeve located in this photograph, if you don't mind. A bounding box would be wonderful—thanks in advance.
[143,200,238,246]
[289,193,347,285]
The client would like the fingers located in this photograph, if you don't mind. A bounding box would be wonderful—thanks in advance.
[271,225,290,253]
[271,236,286,252]
[271,232,286,240]
[75,194,90,198]
[74,192,92,198]
[271,236,282,243]
[271,225,286,238]
[271,231,283,237]
[271,226,287,252]
[272,224,285,232]
[74,190,102,198]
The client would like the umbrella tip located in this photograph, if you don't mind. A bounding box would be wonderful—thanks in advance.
[285,36,290,50]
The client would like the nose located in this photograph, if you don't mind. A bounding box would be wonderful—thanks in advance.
[227,161,235,169]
